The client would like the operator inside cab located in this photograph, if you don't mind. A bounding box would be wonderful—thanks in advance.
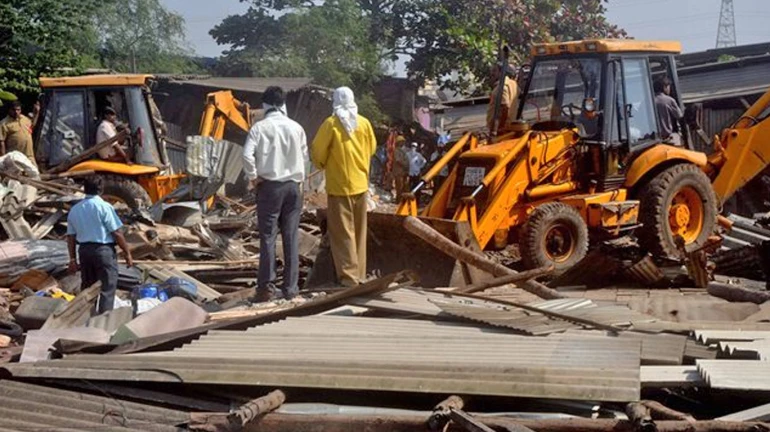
[487,62,519,135]
[654,76,684,147]
[95,107,132,164]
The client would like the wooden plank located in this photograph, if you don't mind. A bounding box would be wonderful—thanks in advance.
[45,129,127,174]
[31,209,64,239]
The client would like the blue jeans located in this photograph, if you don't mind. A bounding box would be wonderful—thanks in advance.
[257,180,302,298]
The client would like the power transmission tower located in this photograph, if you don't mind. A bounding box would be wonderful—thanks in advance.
[716,0,737,48]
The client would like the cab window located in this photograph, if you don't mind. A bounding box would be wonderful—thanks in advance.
[622,58,658,145]
[37,91,86,167]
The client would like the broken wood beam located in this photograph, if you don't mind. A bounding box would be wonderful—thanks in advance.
[707,282,770,304]
[640,400,696,422]
[455,266,554,294]
[403,216,564,300]
[190,389,286,431]
[448,408,499,432]
[0,171,76,196]
[428,395,465,431]
[626,403,656,432]
[45,129,127,174]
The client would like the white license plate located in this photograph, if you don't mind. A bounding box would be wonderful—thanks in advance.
[462,167,486,187]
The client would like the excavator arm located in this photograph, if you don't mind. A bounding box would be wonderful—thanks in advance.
[199,90,251,139]
[708,88,770,205]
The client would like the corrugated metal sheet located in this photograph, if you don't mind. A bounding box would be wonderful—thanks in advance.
[0,240,69,286]
[21,327,111,363]
[626,296,759,323]
[679,58,770,103]
[434,298,657,336]
[684,339,718,361]
[640,366,704,388]
[695,330,770,361]
[634,321,770,333]
[0,380,189,431]
[719,340,770,361]
[623,256,664,285]
[561,330,687,366]
[350,288,527,318]
[697,359,770,390]
[7,316,643,402]
[694,330,770,344]
[718,402,770,421]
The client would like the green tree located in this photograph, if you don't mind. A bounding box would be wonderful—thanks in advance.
[408,0,626,91]
[0,0,98,95]
[212,0,385,120]
[96,0,201,74]
[211,0,624,117]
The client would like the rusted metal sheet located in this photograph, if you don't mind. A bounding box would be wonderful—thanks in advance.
[0,380,189,431]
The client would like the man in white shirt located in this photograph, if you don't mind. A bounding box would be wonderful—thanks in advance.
[95,107,131,164]
[243,86,308,301]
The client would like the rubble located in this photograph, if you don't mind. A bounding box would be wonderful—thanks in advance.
[0,154,769,432]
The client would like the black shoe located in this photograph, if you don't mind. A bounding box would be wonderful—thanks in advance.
[281,289,299,301]
[249,289,275,303]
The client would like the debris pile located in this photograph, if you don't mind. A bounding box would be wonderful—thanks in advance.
[0,155,769,431]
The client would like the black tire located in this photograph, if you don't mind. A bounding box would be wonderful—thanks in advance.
[99,175,152,211]
[636,164,718,259]
[520,202,589,273]
[0,320,23,338]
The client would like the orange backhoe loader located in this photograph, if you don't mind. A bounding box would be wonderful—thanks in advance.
[33,75,250,210]
[313,39,770,288]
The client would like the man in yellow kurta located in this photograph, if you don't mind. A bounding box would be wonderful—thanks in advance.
[311,87,377,287]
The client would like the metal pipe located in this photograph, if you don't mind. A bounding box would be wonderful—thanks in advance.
[526,182,579,200]
[410,180,426,194]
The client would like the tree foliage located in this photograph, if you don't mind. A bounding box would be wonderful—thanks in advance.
[212,0,625,99]
[0,0,99,94]
[96,0,200,74]
[0,0,199,97]
[212,0,384,119]
[408,0,627,90]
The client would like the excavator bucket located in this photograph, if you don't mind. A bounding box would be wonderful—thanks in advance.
[305,212,489,289]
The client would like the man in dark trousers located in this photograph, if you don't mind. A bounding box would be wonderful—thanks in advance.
[242,86,307,301]
[67,178,134,314]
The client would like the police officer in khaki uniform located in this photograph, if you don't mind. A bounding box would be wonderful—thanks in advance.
[0,101,37,165]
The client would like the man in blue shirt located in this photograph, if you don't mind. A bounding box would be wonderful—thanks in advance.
[67,178,134,314]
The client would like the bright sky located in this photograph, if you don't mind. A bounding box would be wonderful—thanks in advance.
[163,0,769,59]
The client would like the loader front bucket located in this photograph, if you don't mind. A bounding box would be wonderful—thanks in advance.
[305,211,489,289]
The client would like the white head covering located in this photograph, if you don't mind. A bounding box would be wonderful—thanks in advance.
[333,87,358,135]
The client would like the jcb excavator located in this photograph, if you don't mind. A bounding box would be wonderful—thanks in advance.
[322,39,770,288]
[33,74,250,210]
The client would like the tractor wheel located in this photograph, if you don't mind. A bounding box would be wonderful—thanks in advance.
[520,202,589,273]
[100,175,152,211]
[636,164,718,259]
